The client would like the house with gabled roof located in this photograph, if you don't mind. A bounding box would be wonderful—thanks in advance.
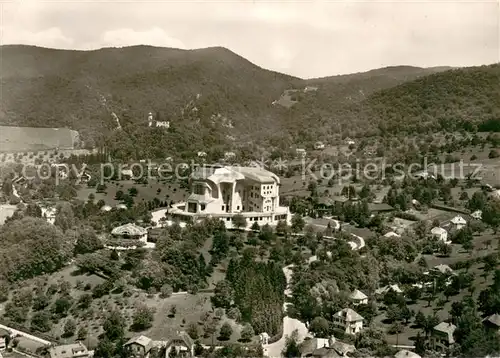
[450,215,467,230]
[165,331,194,357]
[430,322,456,352]
[483,313,500,333]
[349,289,368,305]
[431,227,450,244]
[124,335,153,358]
[375,284,403,295]
[332,308,364,335]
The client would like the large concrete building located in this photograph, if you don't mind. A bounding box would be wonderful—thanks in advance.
[0,126,80,152]
[170,165,291,228]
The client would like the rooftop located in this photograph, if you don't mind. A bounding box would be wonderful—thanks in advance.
[48,343,88,358]
[125,335,153,351]
[483,313,500,327]
[334,308,364,322]
[350,289,368,300]
[433,322,456,343]
[111,223,148,236]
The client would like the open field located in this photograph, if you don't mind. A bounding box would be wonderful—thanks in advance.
[77,180,189,206]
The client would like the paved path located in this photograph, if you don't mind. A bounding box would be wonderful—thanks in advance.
[0,324,51,346]
[262,265,309,358]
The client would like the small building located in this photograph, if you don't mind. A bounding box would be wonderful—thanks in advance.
[259,332,270,345]
[116,204,128,210]
[314,141,325,150]
[375,284,403,295]
[124,335,153,358]
[450,215,467,230]
[48,342,89,358]
[224,152,236,160]
[394,349,421,358]
[197,151,207,158]
[296,148,307,158]
[111,223,148,243]
[432,264,454,276]
[344,138,355,146]
[349,289,368,305]
[368,203,395,214]
[300,337,355,358]
[430,322,456,353]
[383,231,401,238]
[483,313,500,333]
[471,210,482,220]
[431,227,449,244]
[100,205,112,212]
[332,308,364,335]
[165,331,194,357]
[0,328,10,351]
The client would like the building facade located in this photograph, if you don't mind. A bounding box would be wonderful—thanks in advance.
[169,166,291,228]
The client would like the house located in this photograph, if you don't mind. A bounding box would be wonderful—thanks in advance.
[168,165,291,229]
[48,342,89,358]
[432,264,455,276]
[304,86,318,93]
[41,206,57,225]
[300,337,355,358]
[344,138,355,146]
[224,152,236,160]
[349,289,368,305]
[0,328,10,351]
[165,331,194,357]
[483,313,500,333]
[471,210,482,220]
[124,335,153,358]
[430,322,456,352]
[120,169,133,179]
[383,231,401,238]
[375,284,403,295]
[450,215,467,230]
[431,227,450,244]
[332,308,364,335]
[394,349,421,358]
[197,151,207,158]
[111,223,148,243]
[296,148,307,158]
[100,205,112,212]
[314,141,325,150]
[259,332,270,345]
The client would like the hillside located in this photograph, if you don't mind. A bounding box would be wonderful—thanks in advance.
[2,45,496,158]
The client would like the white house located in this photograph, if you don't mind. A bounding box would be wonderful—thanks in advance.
[375,284,403,295]
[259,332,270,345]
[471,210,482,220]
[111,223,148,243]
[124,335,153,358]
[384,231,401,238]
[451,215,467,230]
[165,331,194,357]
[224,152,236,160]
[333,308,364,335]
[169,165,291,229]
[349,289,368,305]
[197,151,207,158]
[430,322,456,353]
[431,227,450,244]
[314,141,325,150]
[48,342,90,358]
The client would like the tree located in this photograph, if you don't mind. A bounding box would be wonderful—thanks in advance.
[211,280,234,309]
[77,326,88,341]
[31,311,52,332]
[63,318,77,337]
[160,284,173,298]
[219,322,233,341]
[232,214,246,230]
[250,221,260,231]
[291,214,305,233]
[131,305,155,331]
[187,322,199,340]
[488,149,499,159]
[309,316,330,337]
[54,202,76,232]
[240,323,254,342]
[282,330,301,358]
[276,220,289,236]
[103,310,125,341]
[74,227,103,255]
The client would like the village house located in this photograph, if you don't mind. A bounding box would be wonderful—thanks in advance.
[471,210,482,220]
[165,331,195,357]
[197,151,207,158]
[332,308,364,335]
[431,227,450,244]
[430,322,456,352]
[124,335,153,358]
[349,289,368,305]
[432,264,455,276]
[375,284,403,295]
[483,313,500,334]
[169,165,291,228]
[224,151,236,160]
[111,223,148,243]
[450,215,467,230]
[300,337,355,358]
[0,328,9,351]
[100,205,112,212]
[48,342,90,358]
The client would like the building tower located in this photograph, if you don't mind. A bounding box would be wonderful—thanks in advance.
[148,112,153,127]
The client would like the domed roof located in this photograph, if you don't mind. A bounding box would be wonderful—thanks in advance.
[111,223,147,236]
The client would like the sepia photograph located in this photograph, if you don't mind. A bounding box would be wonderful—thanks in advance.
[0,1,499,357]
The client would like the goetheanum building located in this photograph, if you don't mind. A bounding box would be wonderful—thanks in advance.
[169,165,291,228]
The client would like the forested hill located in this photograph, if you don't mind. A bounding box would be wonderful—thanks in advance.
[2,45,496,158]
[365,63,500,135]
